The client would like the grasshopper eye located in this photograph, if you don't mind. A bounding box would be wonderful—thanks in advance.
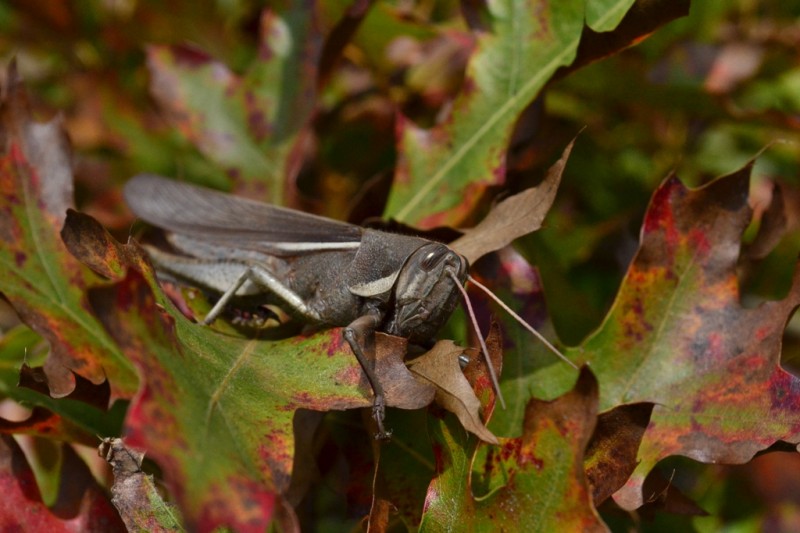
[420,247,447,270]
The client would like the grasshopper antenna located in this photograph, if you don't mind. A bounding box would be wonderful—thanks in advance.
[449,271,506,409]
[467,275,578,370]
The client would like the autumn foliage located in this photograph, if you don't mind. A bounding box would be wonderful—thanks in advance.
[2,1,800,531]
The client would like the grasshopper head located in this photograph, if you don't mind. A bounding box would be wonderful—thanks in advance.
[387,243,468,342]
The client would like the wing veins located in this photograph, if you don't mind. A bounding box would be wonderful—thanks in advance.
[124,175,364,250]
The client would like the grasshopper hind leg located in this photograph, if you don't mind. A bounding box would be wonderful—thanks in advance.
[201,264,321,325]
[143,246,319,325]
[202,268,251,324]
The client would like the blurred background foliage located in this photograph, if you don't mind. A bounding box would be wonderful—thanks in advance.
[2,0,800,530]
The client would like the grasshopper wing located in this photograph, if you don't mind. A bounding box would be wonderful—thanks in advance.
[124,174,363,253]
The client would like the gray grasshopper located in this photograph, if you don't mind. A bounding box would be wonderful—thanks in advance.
[124,174,474,438]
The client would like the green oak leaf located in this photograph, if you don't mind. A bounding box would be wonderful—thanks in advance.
[384,0,584,227]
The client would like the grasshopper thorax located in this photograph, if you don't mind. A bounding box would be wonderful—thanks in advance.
[386,243,468,342]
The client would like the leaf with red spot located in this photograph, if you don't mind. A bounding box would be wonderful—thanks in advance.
[0,434,126,532]
[468,159,800,510]
[0,64,137,400]
[62,209,435,531]
[146,4,321,203]
[383,0,690,228]
[521,162,800,509]
[605,165,800,508]
[420,368,607,531]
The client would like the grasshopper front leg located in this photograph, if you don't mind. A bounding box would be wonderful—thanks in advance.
[343,308,390,440]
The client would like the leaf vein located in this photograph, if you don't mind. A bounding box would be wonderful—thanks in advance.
[395,42,578,221]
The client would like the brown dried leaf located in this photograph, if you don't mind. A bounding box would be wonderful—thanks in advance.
[450,138,574,264]
[375,334,438,410]
[408,340,498,444]
[61,208,131,280]
[99,438,183,532]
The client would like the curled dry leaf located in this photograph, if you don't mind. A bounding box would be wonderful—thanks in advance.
[450,138,574,265]
[408,340,498,445]
[375,334,438,410]
[99,438,183,532]
[368,323,504,528]
[61,208,132,280]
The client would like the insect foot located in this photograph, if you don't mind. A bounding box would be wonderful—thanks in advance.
[373,399,392,440]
